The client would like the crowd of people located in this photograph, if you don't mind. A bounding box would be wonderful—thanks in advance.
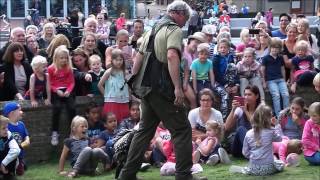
[0,0,320,179]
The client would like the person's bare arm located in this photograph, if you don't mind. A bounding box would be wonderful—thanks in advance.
[167,49,184,105]
[132,52,144,75]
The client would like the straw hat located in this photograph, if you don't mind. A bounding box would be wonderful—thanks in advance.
[188,32,206,43]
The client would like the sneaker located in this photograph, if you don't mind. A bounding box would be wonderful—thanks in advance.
[193,150,201,164]
[140,163,151,172]
[51,131,59,146]
[206,154,220,166]
[218,147,231,164]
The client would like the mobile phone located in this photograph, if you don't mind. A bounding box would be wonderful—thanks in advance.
[234,96,245,106]
[249,29,260,34]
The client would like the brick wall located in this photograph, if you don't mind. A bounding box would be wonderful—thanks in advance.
[0,96,104,164]
[0,86,319,164]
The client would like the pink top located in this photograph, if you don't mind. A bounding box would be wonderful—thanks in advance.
[199,136,218,156]
[163,140,176,163]
[116,17,126,32]
[273,136,289,163]
[302,119,320,156]
[183,47,197,69]
[48,65,75,93]
[235,42,255,53]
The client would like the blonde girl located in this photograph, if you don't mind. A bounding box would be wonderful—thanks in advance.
[233,104,284,176]
[236,28,255,58]
[48,45,75,146]
[98,48,129,124]
[58,116,109,178]
[236,47,265,101]
[25,55,51,107]
[193,121,230,166]
[302,102,320,165]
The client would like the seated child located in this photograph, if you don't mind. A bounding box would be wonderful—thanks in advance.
[3,102,30,176]
[0,115,20,178]
[212,38,239,119]
[118,101,140,132]
[160,140,203,176]
[85,102,105,147]
[190,43,215,94]
[290,40,317,93]
[230,104,284,176]
[302,102,320,165]
[193,121,230,166]
[24,55,51,107]
[87,54,105,96]
[273,136,302,167]
[96,112,119,166]
[58,116,109,178]
[236,47,265,101]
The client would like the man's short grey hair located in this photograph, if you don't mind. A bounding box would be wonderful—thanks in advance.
[167,0,191,20]
[10,27,25,38]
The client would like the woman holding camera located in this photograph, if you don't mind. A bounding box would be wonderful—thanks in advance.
[224,85,261,157]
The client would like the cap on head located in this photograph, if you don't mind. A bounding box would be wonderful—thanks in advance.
[188,32,206,43]
[3,102,20,117]
[202,25,216,35]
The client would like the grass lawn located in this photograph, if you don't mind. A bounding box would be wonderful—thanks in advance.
[18,156,320,180]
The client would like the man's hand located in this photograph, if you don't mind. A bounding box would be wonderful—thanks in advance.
[174,87,184,106]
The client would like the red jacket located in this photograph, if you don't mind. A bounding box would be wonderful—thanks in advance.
[48,65,75,93]
[163,140,176,163]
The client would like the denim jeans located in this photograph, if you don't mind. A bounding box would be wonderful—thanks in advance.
[267,78,289,118]
[231,126,248,157]
[305,152,320,165]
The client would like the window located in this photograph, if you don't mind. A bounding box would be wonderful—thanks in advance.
[106,0,130,18]
[67,0,84,16]
[88,1,102,15]
[11,0,25,17]
[28,0,46,17]
[0,0,7,16]
[50,0,64,17]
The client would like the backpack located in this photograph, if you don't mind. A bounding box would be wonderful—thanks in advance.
[128,17,177,101]
[113,129,136,179]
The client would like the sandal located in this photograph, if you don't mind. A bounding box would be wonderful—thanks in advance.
[67,170,77,178]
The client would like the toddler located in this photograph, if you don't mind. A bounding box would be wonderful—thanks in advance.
[290,40,317,93]
[273,137,302,166]
[88,55,105,96]
[193,121,230,166]
[0,115,20,178]
[3,102,30,176]
[25,55,51,107]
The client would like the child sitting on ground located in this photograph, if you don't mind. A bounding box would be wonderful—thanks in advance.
[96,112,119,167]
[118,101,140,132]
[302,102,320,165]
[160,139,203,176]
[58,116,110,178]
[193,121,230,166]
[273,137,302,167]
[0,115,20,178]
[85,102,105,147]
[230,104,284,176]
[3,102,30,176]
[24,55,51,107]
